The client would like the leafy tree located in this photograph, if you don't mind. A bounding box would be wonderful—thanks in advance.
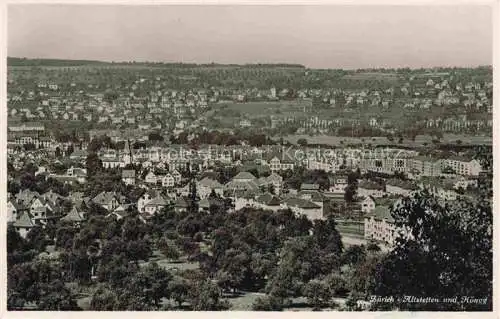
[371,190,492,310]
[168,277,190,308]
[126,239,152,264]
[341,245,366,266]
[188,279,230,311]
[85,153,102,178]
[55,225,78,250]
[37,280,81,310]
[344,183,357,203]
[159,241,181,261]
[26,226,48,252]
[303,279,332,310]
[312,216,344,256]
[266,236,325,299]
[89,285,117,310]
[128,262,173,308]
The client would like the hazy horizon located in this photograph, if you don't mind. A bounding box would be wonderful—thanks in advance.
[8,5,493,69]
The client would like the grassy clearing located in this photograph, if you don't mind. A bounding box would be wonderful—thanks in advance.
[228,292,266,310]
[214,101,310,117]
[140,251,200,272]
[282,133,492,147]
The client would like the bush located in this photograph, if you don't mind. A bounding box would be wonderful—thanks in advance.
[251,295,284,311]
[193,232,204,242]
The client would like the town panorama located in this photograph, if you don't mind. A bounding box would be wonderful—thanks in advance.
[6,57,493,311]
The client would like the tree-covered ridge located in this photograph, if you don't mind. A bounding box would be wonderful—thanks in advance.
[7,57,305,69]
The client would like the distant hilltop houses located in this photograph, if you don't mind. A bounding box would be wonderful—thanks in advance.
[6,60,493,138]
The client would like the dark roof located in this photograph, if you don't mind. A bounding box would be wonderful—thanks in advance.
[92,191,118,206]
[233,171,257,181]
[366,205,394,222]
[61,207,85,222]
[256,193,281,206]
[386,179,418,190]
[175,197,189,208]
[285,197,321,209]
[145,196,168,207]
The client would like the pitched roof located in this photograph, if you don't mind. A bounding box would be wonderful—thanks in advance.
[367,205,394,223]
[256,193,281,206]
[61,207,85,222]
[373,197,397,207]
[174,197,189,208]
[300,183,320,191]
[199,198,211,209]
[285,197,321,209]
[16,189,40,205]
[198,177,223,189]
[111,204,134,217]
[447,155,474,162]
[225,179,260,191]
[386,179,418,190]
[122,170,136,178]
[145,196,168,207]
[233,171,257,181]
[298,190,325,202]
[13,212,35,228]
[92,191,118,206]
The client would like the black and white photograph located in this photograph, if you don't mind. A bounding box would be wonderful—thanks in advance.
[3,2,496,313]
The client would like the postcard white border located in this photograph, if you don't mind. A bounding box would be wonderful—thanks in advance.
[0,0,498,319]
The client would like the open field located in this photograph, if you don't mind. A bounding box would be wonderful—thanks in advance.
[214,100,310,117]
[342,72,401,82]
[282,133,492,147]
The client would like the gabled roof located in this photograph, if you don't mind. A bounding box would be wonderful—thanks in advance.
[61,207,85,222]
[175,197,189,208]
[225,179,260,191]
[300,183,320,191]
[145,196,168,207]
[8,200,21,211]
[122,170,136,178]
[43,190,63,203]
[298,190,325,202]
[92,191,118,206]
[367,205,394,223]
[233,171,257,181]
[199,198,211,209]
[198,177,223,189]
[16,189,40,205]
[256,193,281,206]
[13,212,35,228]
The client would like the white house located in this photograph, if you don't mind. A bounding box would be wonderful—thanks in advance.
[145,171,157,184]
[162,174,175,188]
[122,170,136,186]
[361,196,376,213]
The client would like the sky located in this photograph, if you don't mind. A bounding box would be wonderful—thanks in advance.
[7,5,493,69]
